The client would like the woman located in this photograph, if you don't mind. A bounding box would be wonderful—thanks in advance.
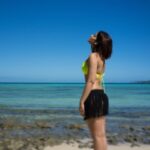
[79,31,112,150]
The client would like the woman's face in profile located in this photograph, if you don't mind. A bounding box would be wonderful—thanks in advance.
[88,32,98,45]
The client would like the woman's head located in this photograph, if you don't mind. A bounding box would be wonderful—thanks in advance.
[88,31,112,60]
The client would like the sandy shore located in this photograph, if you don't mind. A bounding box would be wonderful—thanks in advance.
[44,142,150,150]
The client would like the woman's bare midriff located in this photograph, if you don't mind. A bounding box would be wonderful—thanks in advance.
[84,75,103,90]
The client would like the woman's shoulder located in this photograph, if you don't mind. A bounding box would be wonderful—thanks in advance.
[86,52,98,64]
[88,52,99,58]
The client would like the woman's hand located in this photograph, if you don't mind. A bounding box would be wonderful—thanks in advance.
[79,102,85,116]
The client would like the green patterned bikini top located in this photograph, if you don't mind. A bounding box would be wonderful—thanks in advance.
[81,60,106,92]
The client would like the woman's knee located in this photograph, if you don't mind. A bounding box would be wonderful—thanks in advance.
[93,131,106,140]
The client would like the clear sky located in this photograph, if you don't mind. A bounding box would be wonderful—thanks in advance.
[0,0,150,83]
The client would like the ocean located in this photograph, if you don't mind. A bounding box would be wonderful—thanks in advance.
[0,82,150,144]
[0,83,150,109]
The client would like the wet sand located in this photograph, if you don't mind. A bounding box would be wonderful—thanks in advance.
[0,108,150,149]
[44,141,150,150]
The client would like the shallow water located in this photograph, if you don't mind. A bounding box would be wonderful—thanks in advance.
[0,83,150,141]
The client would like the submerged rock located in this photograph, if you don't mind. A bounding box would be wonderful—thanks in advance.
[65,123,86,130]
[35,121,54,128]
[107,133,119,145]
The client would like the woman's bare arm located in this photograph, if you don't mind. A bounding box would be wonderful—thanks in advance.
[79,53,97,104]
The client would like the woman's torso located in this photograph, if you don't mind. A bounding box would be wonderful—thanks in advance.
[82,52,105,90]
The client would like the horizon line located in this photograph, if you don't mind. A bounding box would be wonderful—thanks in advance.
[0,81,150,84]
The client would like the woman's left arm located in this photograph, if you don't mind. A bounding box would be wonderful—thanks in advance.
[79,53,97,105]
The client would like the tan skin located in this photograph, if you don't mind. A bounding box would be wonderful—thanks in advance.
[79,33,108,150]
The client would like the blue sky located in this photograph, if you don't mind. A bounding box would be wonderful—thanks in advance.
[0,0,150,83]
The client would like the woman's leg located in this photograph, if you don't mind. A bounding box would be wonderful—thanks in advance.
[86,116,108,150]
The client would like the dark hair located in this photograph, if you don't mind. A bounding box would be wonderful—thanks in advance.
[91,31,113,60]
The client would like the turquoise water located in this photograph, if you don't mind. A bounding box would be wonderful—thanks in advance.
[0,83,150,109]
[0,83,149,143]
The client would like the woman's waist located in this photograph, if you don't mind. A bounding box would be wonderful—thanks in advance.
[91,85,104,90]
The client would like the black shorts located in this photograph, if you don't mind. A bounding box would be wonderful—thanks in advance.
[83,89,109,120]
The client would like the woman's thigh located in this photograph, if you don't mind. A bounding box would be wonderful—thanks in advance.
[86,116,106,138]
